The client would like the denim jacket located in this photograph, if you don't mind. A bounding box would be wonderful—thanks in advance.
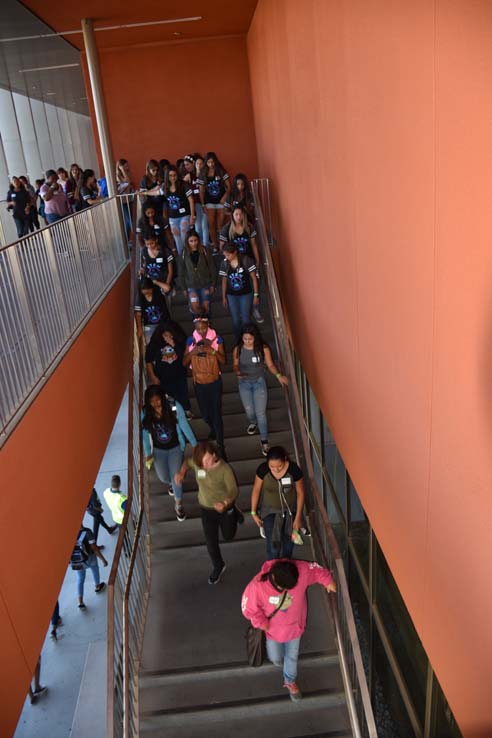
[142,398,197,456]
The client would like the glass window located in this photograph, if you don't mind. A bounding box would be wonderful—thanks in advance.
[375,543,427,726]
[308,385,322,449]
[334,449,347,521]
[433,676,463,738]
[348,552,371,682]
[322,416,337,487]
[310,446,323,500]
[372,626,417,738]
[323,473,347,556]
[349,477,370,580]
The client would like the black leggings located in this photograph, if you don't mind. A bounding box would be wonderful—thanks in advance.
[200,506,237,569]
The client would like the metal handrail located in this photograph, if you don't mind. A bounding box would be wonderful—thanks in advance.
[0,195,129,445]
[107,192,149,738]
[252,178,378,738]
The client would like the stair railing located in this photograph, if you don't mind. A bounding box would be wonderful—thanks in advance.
[107,193,150,738]
[0,196,128,445]
[252,178,378,738]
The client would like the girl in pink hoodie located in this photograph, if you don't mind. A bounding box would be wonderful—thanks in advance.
[241,559,336,701]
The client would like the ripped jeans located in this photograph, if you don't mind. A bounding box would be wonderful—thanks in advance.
[238,376,268,439]
[169,215,191,255]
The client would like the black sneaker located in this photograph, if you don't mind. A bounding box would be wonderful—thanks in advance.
[247,423,257,435]
[175,503,186,522]
[208,563,226,584]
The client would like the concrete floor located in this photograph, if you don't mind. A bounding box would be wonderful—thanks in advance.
[13,390,128,738]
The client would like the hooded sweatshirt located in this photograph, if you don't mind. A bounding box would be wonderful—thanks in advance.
[186,327,223,352]
[241,559,334,643]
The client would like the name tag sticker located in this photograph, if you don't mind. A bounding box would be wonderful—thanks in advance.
[281,477,291,486]
[156,257,163,263]
[179,207,186,214]
[252,356,260,363]
[268,596,280,605]
[197,469,206,479]
[238,267,244,273]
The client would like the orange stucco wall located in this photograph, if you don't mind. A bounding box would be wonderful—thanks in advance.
[92,35,258,182]
[248,1,492,735]
[0,268,130,737]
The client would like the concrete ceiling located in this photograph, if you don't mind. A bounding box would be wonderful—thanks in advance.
[17,1,259,50]
[0,0,88,115]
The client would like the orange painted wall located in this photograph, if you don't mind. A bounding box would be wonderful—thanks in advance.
[0,269,130,737]
[92,35,258,181]
[248,1,492,735]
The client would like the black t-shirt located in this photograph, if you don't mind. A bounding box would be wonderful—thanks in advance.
[148,417,179,450]
[136,215,170,245]
[191,176,201,204]
[145,338,186,383]
[198,172,229,204]
[219,255,256,296]
[190,250,200,267]
[256,460,303,510]
[135,286,170,326]
[79,185,98,209]
[163,185,193,218]
[7,189,31,218]
[141,246,173,282]
[140,175,165,213]
[219,224,257,258]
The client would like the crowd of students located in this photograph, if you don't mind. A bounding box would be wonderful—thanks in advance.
[5,164,105,238]
[132,151,337,701]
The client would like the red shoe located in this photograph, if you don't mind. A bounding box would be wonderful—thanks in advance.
[283,681,302,702]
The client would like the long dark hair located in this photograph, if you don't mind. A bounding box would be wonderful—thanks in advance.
[163,166,187,196]
[147,320,186,355]
[81,169,96,188]
[204,151,227,178]
[231,173,252,202]
[142,385,176,432]
[184,228,205,255]
[235,323,267,363]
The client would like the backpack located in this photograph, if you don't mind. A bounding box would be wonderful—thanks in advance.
[70,529,90,570]
[190,340,221,384]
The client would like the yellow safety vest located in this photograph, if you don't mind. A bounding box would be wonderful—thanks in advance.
[103,488,127,525]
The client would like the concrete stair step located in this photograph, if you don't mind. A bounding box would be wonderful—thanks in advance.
[188,385,285,415]
[190,405,289,438]
[139,691,349,738]
[150,484,256,521]
[149,513,260,550]
[140,652,341,712]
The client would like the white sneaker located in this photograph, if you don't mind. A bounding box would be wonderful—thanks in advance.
[247,423,257,435]
[260,526,266,539]
[252,307,264,323]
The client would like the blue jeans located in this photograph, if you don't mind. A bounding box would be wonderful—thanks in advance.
[187,287,212,317]
[238,376,268,440]
[153,444,184,500]
[266,637,301,683]
[169,216,191,256]
[46,213,63,225]
[262,510,296,560]
[195,203,209,245]
[227,292,253,342]
[76,555,100,598]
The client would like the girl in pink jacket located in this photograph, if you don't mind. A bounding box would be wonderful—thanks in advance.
[241,559,336,701]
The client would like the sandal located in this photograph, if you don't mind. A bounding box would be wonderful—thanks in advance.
[95,582,106,593]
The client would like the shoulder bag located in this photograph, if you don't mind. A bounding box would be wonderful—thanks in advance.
[245,590,287,667]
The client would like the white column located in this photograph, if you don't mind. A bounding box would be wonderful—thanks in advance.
[44,103,66,168]
[0,88,27,179]
[30,97,55,173]
[12,92,43,182]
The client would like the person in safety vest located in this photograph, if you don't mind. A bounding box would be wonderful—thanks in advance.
[103,474,127,526]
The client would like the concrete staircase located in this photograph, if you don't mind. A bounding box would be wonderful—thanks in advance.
[138,287,352,738]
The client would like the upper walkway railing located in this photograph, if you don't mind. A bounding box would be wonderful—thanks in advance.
[0,196,129,444]
[252,178,378,738]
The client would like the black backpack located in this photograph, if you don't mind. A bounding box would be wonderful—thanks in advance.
[70,529,90,571]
